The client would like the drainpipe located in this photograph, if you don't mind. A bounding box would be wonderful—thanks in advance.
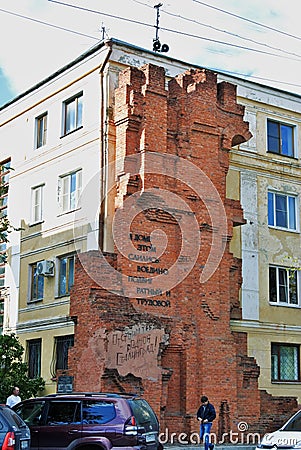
[99,41,112,251]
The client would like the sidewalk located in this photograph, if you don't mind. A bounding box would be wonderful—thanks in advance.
[164,445,256,450]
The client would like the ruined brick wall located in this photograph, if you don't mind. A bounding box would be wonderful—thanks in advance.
[68,63,295,440]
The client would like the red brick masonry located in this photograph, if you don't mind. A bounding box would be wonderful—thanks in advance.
[68,64,298,440]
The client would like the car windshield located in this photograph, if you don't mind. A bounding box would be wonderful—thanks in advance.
[283,412,301,431]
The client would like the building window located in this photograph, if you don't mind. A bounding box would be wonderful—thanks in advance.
[268,191,297,231]
[267,119,295,157]
[35,112,47,148]
[59,170,82,213]
[0,160,10,219]
[58,254,75,296]
[30,263,44,302]
[271,343,300,382]
[0,160,10,286]
[31,185,44,224]
[269,266,298,306]
[27,339,41,378]
[55,335,74,371]
[63,93,83,135]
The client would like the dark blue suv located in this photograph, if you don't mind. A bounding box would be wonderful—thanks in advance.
[0,404,31,449]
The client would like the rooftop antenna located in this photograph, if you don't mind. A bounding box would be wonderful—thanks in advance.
[100,23,109,41]
[153,3,169,53]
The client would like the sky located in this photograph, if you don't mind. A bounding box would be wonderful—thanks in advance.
[0,0,301,108]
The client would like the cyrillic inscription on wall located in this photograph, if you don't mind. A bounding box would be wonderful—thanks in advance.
[106,323,164,380]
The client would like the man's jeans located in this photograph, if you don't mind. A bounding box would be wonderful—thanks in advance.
[200,422,213,450]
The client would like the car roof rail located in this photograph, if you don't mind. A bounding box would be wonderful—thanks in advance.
[45,392,139,398]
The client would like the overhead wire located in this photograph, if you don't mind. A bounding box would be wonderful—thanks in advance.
[0,7,98,41]
[0,1,300,94]
[192,0,301,42]
[46,0,301,62]
[131,0,301,59]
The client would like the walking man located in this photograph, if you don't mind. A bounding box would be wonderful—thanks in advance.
[197,395,216,450]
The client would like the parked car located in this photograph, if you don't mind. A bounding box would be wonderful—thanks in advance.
[13,392,162,450]
[0,404,31,450]
[257,409,301,449]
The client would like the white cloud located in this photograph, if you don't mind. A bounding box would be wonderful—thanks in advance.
[0,0,301,104]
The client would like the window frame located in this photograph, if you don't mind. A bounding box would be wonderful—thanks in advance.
[29,262,44,302]
[269,265,299,306]
[58,254,75,297]
[35,112,48,149]
[271,342,300,382]
[55,335,74,371]
[0,160,10,219]
[31,184,44,225]
[0,160,11,288]
[268,190,298,232]
[27,338,42,379]
[267,118,297,158]
[58,169,82,213]
[62,92,83,136]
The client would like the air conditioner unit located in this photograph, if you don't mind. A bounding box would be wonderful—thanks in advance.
[37,260,55,276]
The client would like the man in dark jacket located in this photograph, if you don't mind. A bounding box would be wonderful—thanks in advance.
[197,395,216,450]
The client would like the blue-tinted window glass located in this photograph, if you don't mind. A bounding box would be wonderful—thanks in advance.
[267,121,280,153]
[59,255,75,296]
[59,257,67,295]
[66,101,76,134]
[275,194,287,228]
[32,266,44,301]
[281,124,294,157]
[77,96,83,128]
[82,401,116,424]
[268,192,275,226]
[288,196,296,230]
[68,257,74,292]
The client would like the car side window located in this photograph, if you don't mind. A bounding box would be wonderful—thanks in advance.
[283,413,301,431]
[14,401,45,426]
[82,400,116,424]
[46,401,81,425]
[128,399,158,431]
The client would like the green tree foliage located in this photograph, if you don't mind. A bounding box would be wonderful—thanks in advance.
[0,334,45,404]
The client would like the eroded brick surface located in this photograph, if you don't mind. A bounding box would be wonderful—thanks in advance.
[68,64,298,438]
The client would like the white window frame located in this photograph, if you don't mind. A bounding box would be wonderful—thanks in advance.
[62,92,83,135]
[28,263,44,303]
[57,253,75,297]
[58,169,82,213]
[268,190,298,232]
[31,184,44,224]
[35,112,48,149]
[269,265,299,307]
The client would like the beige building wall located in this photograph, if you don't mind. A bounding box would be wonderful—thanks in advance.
[227,82,301,402]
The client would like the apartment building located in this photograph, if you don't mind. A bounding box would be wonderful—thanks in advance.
[1,38,301,413]
[224,78,301,400]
